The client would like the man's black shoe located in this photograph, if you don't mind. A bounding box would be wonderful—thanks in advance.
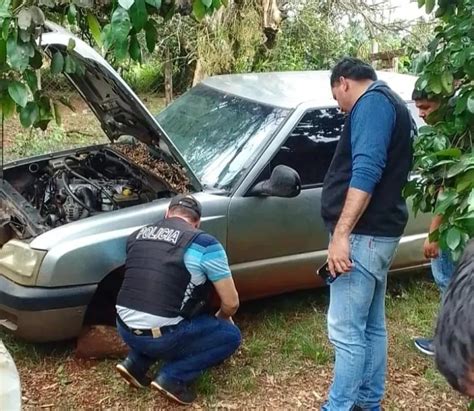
[116,358,151,388]
[151,375,197,405]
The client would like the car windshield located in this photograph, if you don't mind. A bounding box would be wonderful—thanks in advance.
[156,84,290,191]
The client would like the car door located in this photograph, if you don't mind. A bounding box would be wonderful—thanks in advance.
[226,107,345,299]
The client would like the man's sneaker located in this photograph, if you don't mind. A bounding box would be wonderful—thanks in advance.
[414,337,435,356]
[116,358,151,388]
[151,375,197,405]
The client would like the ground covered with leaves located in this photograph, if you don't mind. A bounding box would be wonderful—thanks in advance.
[2,275,469,410]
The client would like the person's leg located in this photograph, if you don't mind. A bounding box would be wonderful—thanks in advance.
[322,235,378,411]
[357,236,399,410]
[432,249,456,296]
[116,320,159,387]
[157,315,241,384]
[415,249,457,355]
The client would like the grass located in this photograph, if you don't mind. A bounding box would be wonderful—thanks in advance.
[0,274,470,408]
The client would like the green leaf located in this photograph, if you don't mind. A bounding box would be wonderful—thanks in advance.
[87,13,102,47]
[212,0,221,9]
[425,0,435,13]
[434,148,461,158]
[64,54,76,73]
[101,24,113,51]
[2,18,10,41]
[7,37,32,72]
[467,189,474,213]
[130,0,148,32]
[193,0,206,20]
[19,29,30,43]
[144,20,157,53]
[17,9,32,30]
[417,0,425,7]
[429,76,442,94]
[30,6,45,25]
[0,91,15,118]
[456,170,474,193]
[440,71,453,94]
[435,189,458,214]
[145,0,161,9]
[446,227,461,251]
[129,33,141,62]
[67,38,76,51]
[201,0,212,7]
[50,51,64,74]
[115,38,129,60]
[8,81,29,107]
[118,0,134,10]
[67,4,77,24]
[448,157,474,178]
[111,7,131,44]
[24,69,38,93]
[467,93,474,114]
[20,101,39,128]
[221,0,228,6]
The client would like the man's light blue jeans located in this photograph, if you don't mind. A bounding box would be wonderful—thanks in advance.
[431,249,455,296]
[322,234,400,411]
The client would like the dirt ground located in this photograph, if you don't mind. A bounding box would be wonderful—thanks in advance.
[6,279,470,410]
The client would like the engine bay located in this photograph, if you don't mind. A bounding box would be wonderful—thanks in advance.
[0,147,180,241]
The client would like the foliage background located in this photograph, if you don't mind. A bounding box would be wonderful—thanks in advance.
[405,0,473,259]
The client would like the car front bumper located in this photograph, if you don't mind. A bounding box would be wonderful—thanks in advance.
[0,275,96,342]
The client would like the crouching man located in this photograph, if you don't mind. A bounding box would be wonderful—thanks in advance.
[115,194,241,405]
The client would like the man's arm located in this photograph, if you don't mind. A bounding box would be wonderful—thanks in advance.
[196,234,240,321]
[329,188,371,274]
[213,277,239,319]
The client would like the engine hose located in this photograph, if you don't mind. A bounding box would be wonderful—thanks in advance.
[61,172,94,212]
[74,186,95,219]
[64,156,119,209]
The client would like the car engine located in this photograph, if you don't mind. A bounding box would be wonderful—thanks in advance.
[24,151,161,228]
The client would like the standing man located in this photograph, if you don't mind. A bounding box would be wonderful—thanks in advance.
[320,57,414,411]
[115,194,241,405]
[412,89,456,356]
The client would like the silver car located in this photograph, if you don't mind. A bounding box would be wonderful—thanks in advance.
[0,23,430,342]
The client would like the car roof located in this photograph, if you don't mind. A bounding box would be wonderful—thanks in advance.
[201,71,417,109]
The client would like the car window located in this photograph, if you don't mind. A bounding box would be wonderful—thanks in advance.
[268,108,345,187]
[157,85,290,191]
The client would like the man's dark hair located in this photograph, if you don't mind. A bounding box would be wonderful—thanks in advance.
[330,57,377,87]
[434,240,474,395]
[411,88,439,101]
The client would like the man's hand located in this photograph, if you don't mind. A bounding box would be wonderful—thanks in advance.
[328,233,353,276]
[424,237,440,259]
[215,309,234,324]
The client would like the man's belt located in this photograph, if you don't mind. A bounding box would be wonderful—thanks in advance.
[116,315,179,338]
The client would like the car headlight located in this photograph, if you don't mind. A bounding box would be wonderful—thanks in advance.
[0,240,46,285]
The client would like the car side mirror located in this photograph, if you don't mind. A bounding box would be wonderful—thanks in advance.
[249,165,301,198]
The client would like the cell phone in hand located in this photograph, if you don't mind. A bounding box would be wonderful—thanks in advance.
[316,262,339,284]
[316,260,353,284]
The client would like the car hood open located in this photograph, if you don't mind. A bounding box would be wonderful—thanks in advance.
[39,22,201,191]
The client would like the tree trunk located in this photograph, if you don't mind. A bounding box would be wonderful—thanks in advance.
[164,47,173,106]
[192,58,207,86]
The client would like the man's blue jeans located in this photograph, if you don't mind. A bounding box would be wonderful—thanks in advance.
[322,234,400,411]
[117,314,241,385]
[431,249,455,296]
